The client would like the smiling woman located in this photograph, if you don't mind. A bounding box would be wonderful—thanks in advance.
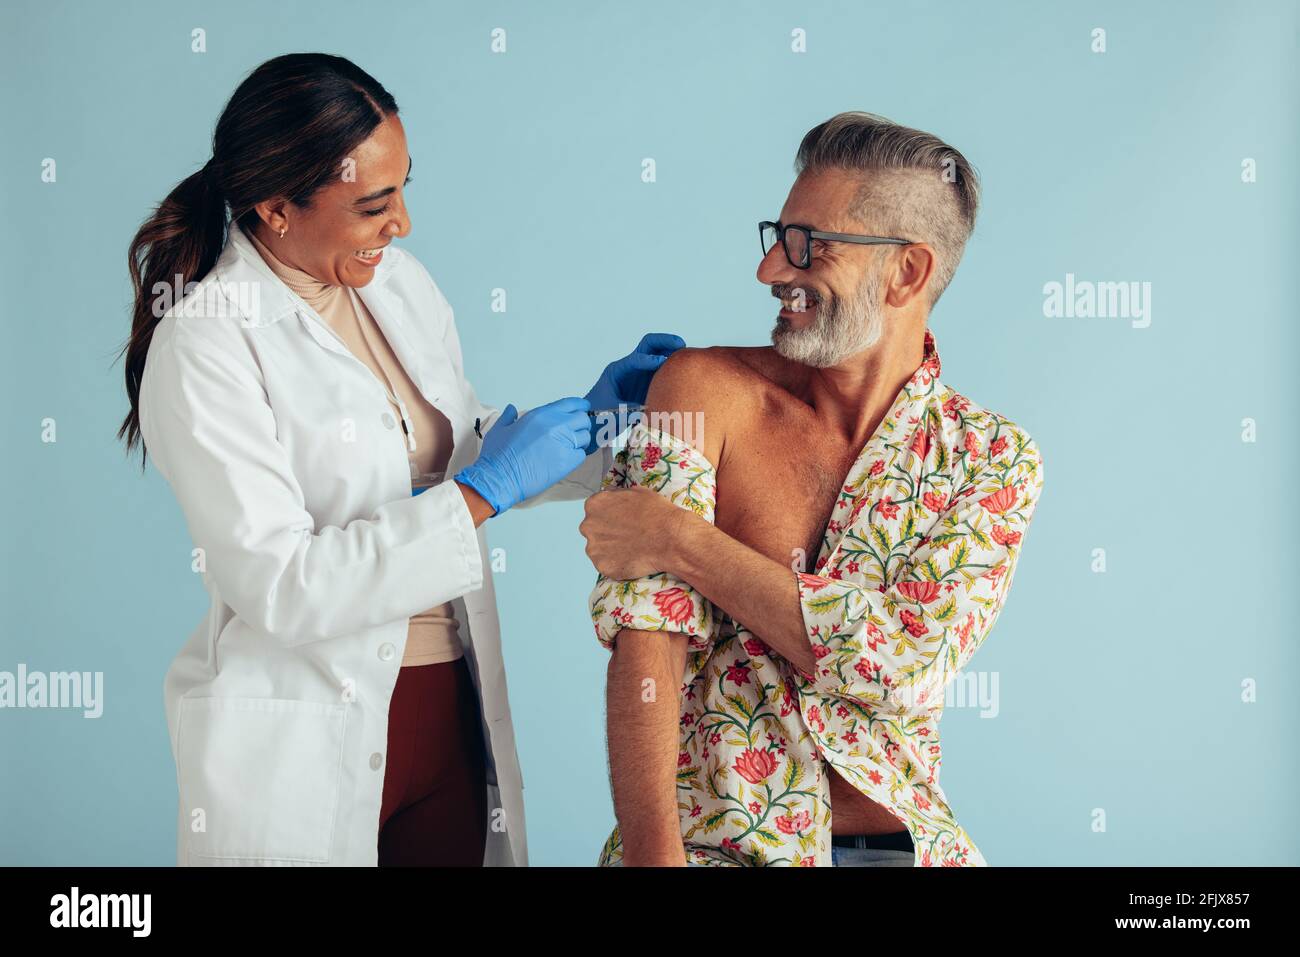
[118,51,407,453]
[115,51,684,868]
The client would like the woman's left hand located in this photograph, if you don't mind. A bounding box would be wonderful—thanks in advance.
[580,485,685,580]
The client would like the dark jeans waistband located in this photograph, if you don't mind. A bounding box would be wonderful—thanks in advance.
[831,829,914,851]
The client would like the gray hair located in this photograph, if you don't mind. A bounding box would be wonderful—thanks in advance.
[794,112,980,311]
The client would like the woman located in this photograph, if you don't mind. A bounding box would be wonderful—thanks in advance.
[117,53,680,866]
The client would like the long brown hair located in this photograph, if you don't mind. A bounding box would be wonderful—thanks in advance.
[116,52,399,469]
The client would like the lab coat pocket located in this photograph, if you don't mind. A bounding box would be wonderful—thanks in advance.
[176,696,348,864]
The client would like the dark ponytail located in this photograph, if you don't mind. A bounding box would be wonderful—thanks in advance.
[116,53,400,469]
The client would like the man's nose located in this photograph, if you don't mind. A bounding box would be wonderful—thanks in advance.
[756,242,796,286]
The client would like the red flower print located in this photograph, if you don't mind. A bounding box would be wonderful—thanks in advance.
[847,560,860,573]
[899,609,928,638]
[909,427,932,462]
[733,748,779,784]
[958,613,974,641]
[869,459,885,477]
[922,849,932,867]
[877,496,900,520]
[797,856,816,867]
[897,579,941,604]
[865,622,887,651]
[854,660,874,681]
[991,524,1022,546]
[653,587,693,626]
[922,491,948,512]
[677,751,691,767]
[776,810,812,835]
[843,732,858,744]
[807,706,825,733]
[989,435,1008,458]
[721,837,743,852]
[811,643,831,660]
[748,801,761,815]
[690,805,702,818]
[912,791,932,811]
[798,572,832,593]
[726,663,752,685]
[942,394,970,420]
[828,567,843,580]
[642,443,662,469]
[743,638,767,657]
[867,769,883,785]
[979,486,1019,515]
[964,432,980,457]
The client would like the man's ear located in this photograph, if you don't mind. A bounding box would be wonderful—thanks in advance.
[884,243,937,310]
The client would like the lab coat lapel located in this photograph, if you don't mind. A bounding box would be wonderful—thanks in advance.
[355,280,468,430]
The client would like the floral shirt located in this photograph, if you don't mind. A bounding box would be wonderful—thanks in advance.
[587,328,1044,866]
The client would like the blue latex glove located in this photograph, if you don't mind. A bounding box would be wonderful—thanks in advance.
[453,397,593,516]
[582,333,686,453]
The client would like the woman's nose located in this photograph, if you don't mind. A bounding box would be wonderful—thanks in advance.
[387,199,411,238]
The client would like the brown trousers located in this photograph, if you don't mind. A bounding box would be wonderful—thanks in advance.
[377,656,488,866]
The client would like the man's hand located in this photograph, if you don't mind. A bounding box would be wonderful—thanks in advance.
[580,485,690,579]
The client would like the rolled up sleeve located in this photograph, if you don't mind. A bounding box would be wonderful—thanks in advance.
[587,423,719,652]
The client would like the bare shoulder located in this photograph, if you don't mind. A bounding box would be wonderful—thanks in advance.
[647,345,802,402]
[640,347,752,467]
[641,345,806,468]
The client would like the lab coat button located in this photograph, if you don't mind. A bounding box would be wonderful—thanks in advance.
[378,642,396,661]
[369,752,383,771]
[381,411,396,429]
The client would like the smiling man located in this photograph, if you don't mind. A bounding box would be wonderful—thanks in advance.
[580,112,1045,867]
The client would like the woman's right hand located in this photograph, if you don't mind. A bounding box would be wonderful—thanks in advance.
[453,397,593,516]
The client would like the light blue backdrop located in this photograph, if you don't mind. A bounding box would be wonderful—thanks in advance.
[2,0,1296,866]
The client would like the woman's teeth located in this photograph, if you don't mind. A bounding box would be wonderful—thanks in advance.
[355,247,383,258]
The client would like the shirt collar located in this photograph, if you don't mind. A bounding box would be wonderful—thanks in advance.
[911,326,941,394]
[212,219,400,328]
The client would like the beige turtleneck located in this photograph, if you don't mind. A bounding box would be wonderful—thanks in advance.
[246,226,463,667]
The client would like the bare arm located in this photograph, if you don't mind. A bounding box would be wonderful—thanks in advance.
[665,515,818,675]
[586,486,817,674]
[605,629,689,866]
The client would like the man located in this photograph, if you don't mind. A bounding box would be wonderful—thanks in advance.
[580,112,1044,867]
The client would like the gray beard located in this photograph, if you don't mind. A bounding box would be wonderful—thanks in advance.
[770,267,884,367]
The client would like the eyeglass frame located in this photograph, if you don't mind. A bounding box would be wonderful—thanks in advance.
[759,220,914,269]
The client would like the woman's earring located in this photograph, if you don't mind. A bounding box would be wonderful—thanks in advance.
[278,226,286,238]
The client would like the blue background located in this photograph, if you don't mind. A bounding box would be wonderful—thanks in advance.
[2,0,1297,865]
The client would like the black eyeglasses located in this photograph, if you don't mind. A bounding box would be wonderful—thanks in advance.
[759,220,913,269]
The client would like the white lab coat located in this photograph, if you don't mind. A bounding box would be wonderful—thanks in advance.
[138,220,610,866]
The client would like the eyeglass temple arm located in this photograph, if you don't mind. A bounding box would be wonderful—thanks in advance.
[808,230,910,245]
